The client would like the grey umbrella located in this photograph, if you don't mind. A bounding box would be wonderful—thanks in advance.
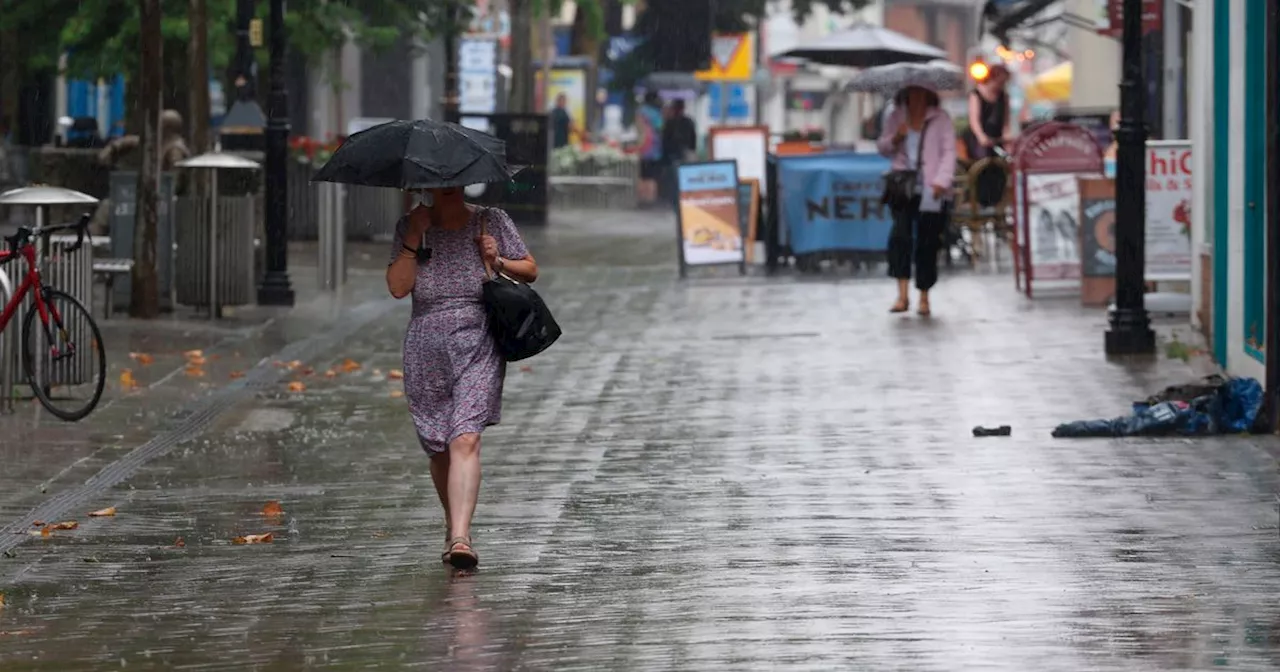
[846,59,965,95]
[778,23,948,69]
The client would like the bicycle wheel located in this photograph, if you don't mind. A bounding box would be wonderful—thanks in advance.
[21,289,107,421]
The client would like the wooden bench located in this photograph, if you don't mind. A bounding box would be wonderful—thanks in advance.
[92,258,134,319]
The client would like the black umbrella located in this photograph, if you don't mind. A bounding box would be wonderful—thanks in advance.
[778,23,947,69]
[311,119,525,190]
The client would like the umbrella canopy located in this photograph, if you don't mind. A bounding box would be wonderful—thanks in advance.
[846,59,964,95]
[1024,62,1072,103]
[177,151,262,170]
[777,24,947,69]
[311,119,524,190]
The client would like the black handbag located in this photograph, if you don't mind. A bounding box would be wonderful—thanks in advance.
[479,210,562,362]
[880,119,932,211]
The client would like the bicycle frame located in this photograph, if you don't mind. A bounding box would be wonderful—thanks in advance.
[0,241,60,341]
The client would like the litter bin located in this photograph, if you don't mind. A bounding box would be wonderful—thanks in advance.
[108,171,177,311]
[174,194,260,309]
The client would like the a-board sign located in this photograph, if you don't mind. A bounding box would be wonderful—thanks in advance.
[675,160,745,276]
[1078,177,1117,278]
[710,126,768,195]
[737,178,760,263]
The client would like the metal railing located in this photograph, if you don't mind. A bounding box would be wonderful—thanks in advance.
[548,155,639,210]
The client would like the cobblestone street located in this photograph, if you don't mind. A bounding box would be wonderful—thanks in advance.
[1,211,1279,670]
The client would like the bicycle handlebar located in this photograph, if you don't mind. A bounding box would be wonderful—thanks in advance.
[3,212,93,255]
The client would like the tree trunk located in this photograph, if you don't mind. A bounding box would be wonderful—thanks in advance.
[507,0,533,114]
[131,0,163,319]
[188,0,211,201]
[0,29,20,134]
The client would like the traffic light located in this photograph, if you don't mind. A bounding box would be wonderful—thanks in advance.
[969,61,991,82]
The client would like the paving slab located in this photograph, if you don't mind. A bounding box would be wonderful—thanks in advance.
[0,210,1277,670]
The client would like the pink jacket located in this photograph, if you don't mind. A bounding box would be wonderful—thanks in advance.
[876,106,957,192]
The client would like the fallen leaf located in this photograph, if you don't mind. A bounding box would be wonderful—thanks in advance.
[39,526,51,538]
[371,530,391,539]
[390,390,404,399]
[30,521,43,528]
[519,365,533,373]
[174,537,185,548]
[228,371,244,379]
[287,381,306,393]
[299,367,314,376]
[262,501,284,517]
[185,366,206,378]
[119,370,139,390]
[88,507,116,517]
[186,355,207,366]
[340,358,361,373]
[324,369,337,378]
[388,369,404,380]
[287,360,303,370]
[51,521,78,530]
[183,349,204,359]
[231,533,274,545]
[81,556,99,563]
[129,352,155,366]
[0,593,4,608]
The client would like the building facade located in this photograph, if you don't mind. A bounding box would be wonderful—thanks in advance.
[1190,0,1270,384]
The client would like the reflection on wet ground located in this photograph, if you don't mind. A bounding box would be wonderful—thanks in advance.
[0,212,1278,669]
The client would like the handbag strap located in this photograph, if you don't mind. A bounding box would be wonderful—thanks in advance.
[913,118,932,172]
[478,207,493,281]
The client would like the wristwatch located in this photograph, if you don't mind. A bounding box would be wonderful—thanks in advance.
[403,242,432,264]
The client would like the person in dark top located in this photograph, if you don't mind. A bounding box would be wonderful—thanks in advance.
[661,99,697,164]
[550,93,572,149]
[965,63,1010,160]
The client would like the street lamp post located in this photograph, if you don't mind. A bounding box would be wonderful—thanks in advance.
[1104,0,1155,355]
[257,0,295,306]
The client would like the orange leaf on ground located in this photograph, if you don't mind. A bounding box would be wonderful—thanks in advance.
[185,366,205,378]
[287,381,306,393]
[39,526,51,538]
[519,365,533,373]
[262,501,284,517]
[340,358,361,373]
[183,349,204,359]
[174,537,186,548]
[51,521,78,530]
[231,533,274,545]
[119,370,139,390]
[324,369,337,378]
[129,352,154,366]
[30,521,43,528]
[300,367,315,376]
[287,360,303,370]
[186,356,207,366]
[388,369,404,380]
[229,371,244,379]
[88,507,116,517]
[390,390,404,399]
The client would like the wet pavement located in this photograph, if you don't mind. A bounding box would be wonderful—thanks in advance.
[2,210,1280,669]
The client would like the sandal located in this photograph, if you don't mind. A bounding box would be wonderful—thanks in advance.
[445,536,479,570]
[890,299,910,313]
[441,529,452,564]
[918,298,932,317]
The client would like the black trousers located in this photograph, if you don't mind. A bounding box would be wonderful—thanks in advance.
[887,196,947,291]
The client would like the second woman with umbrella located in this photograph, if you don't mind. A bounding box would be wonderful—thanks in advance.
[877,84,957,316]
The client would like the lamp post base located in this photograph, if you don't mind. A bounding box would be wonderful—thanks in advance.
[257,273,295,306]
[1105,309,1156,355]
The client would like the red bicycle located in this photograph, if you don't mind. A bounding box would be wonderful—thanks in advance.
[0,212,106,421]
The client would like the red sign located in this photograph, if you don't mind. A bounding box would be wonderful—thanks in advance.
[1100,0,1163,37]
[1013,122,1105,174]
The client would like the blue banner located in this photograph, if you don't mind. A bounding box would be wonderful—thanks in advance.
[777,153,895,254]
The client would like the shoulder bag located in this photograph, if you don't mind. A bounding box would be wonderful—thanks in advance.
[880,119,932,212]
[479,209,562,362]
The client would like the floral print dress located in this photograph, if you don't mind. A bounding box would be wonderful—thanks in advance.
[389,206,529,454]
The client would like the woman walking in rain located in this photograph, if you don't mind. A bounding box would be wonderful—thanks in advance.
[386,187,538,570]
[877,84,957,316]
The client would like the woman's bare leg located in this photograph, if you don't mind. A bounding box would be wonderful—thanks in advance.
[429,451,451,542]
[446,433,482,541]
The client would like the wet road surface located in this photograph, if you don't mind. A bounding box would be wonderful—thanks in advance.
[1,211,1279,669]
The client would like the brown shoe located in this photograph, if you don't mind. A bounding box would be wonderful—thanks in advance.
[445,537,479,570]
